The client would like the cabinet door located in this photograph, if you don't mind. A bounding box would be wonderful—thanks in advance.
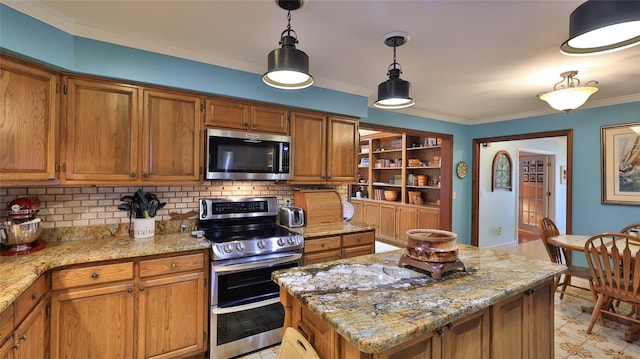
[50,283,135,359]
[293,301,337,359]
[138,272,205,359]
[418,208,440,229]
[62,77,139,183]
[397,206,418,242]
[441,308,489,359]
[490,292,527,359]
[350,200,364,223]
[326,117,357,182]
[251,105,288,134]
[0,58,58,183]
[0,337,12,359]
[527,282,554,359]
[290,112,326,182]
[13,298,48,359]
[142,89,201,182]
[378,204,397,242]
[373,331,441,359]
[204,97,249,129]
[363,202,380,233]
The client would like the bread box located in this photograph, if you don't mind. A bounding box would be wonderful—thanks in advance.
[293,190,343,225]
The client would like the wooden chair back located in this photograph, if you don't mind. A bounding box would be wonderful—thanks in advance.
[620,223,640,236]
[539,218,563,264]
[584,233,640,304]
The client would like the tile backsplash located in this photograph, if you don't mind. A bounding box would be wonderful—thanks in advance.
[0,182,348,230]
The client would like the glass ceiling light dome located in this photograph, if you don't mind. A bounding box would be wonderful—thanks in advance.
[263,0,314,90]
[561,0,640,55]
[538,71,599,113]
[374,32,415,110]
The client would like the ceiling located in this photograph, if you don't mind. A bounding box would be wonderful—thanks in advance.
[5,0,640,125]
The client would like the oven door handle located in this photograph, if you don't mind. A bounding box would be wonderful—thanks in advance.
[211,297,280,315]
[213,253,302,273]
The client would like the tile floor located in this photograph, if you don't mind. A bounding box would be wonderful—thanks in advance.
[238,239,640,359]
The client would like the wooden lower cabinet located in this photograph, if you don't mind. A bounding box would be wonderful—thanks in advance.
[302,230,375,265]
[0,275,50,359]
[50,251,208,359]
[283,281,552,359]
[352,199,442,246]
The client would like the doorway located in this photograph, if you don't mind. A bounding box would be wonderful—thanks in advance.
[471,130,573,247]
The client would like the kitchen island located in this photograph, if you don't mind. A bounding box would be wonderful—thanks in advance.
[273,244,566,359]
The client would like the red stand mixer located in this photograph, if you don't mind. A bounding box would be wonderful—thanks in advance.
[0,197,46,256]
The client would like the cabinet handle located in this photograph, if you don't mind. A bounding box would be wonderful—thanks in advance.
[91,272,99,279]
[525,288,536,296]
[31,293,38,300]
[127,288,133,293]
[143,173,149,178]
[171,263,177,269]
[11,343,20,350]
[140,287,145,291]
[252,123,256,128]
[130,172,137,178]
[321,243,326,248]
[19,334,27,341]
[436,328,443,337]
[244,122,249,128]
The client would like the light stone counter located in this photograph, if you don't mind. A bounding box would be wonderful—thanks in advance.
[0,233,210,313]
[273,244,566,354]
[283,221,376,237]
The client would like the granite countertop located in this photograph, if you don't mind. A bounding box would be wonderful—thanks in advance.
[283,221,376,237]
[273,244,566,354]
[0,233,210,313]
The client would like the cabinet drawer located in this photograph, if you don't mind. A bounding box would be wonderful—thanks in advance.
[304,236,341,253]
[139,253,205,278]
[342,245,374,259]
[342,231,375,247]
[0,306,13,345]
[52,262,134,290]
[303,250,341,265]
[14,274,48,324]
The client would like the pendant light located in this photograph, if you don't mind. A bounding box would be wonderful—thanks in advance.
[374,32,415,110]
[263,0,314,90]
[538,71,599,113]
[560,0,640,55]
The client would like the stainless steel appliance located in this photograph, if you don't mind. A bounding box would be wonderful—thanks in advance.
[197,197,303,359]
[205,128,291,181]
[278,206,304,227]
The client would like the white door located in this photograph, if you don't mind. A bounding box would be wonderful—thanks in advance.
[519,155,550,235]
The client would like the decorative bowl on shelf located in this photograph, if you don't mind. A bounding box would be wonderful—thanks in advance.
[384,190,398,201]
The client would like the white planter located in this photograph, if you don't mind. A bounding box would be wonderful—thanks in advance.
[132,217,155,239]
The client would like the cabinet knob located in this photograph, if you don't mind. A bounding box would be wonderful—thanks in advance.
[143,173,149,178]
[140,287,145,291]
[525,288,536,296]
[11,343,20,350]
[252,123,256,128]
[31,293,38,300]
[19,334,27,341]
[171,263,177,269]
[91,272,99,279]
[130,172,137,178]
[244,122,249,128]
[127,288,133,293]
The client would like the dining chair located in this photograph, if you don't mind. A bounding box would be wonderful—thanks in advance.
[278,327,320,359]
[538,217,596,301]
[620,223,640,237]
[584,232,640,335]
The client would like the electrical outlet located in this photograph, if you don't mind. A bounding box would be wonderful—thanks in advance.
[180,222,188,233]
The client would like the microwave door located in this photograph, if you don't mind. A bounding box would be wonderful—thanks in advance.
[207,137,280,180]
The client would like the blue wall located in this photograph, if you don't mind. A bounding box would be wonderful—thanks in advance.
[2,4,638,242]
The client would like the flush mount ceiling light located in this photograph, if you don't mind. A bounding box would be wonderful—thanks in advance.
[538,71,599,113]
[263,0,313,90]
[373,32,415,110]
[560,0,640,55]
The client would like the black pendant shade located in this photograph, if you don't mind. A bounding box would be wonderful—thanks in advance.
[561,0,640,55]
[263,0,314,89]
[374,33,415,110]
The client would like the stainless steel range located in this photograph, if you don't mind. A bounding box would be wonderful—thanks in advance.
[197,197,303,359]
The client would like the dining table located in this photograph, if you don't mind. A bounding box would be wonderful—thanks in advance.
[548,233,640,342]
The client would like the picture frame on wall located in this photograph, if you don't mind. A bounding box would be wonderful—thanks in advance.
[601,123,640,205]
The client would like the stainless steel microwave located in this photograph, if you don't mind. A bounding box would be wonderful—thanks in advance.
[205,128,291,181]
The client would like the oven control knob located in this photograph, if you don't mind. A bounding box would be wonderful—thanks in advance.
[277,238,285,247]
[236,242,245,252]
[257,240,266,249]
[287,237,295,245]
[223,243,234,253]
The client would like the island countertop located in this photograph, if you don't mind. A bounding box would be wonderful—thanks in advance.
[0,233,210,314]
[272,244,566,354]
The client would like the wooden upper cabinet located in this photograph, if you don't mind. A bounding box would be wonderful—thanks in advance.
[141,89,202,183]
[0,56,59,184]
[290,112,358,183]
[290,112,326,182]
[61,76,139,183]
[326,116,358,181]
[205,98,288,134]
